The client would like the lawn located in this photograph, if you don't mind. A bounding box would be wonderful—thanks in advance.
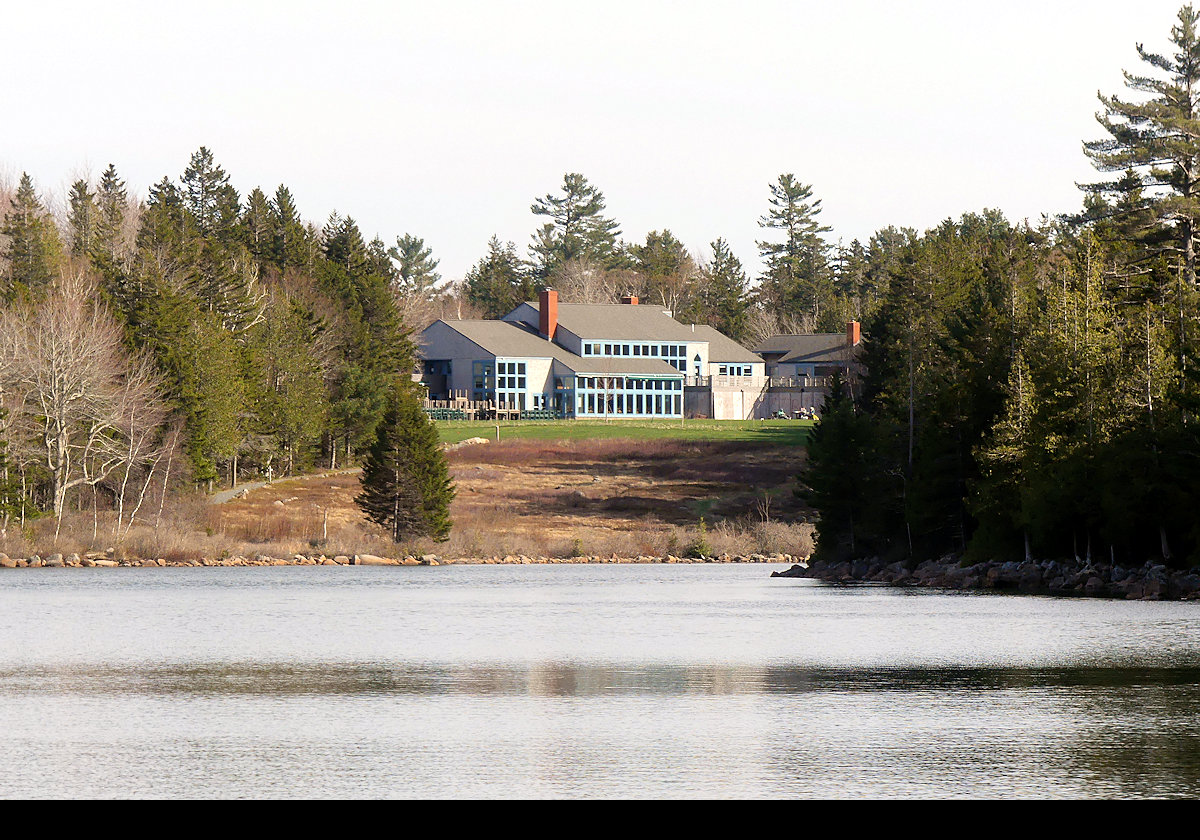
[435,418,814,446]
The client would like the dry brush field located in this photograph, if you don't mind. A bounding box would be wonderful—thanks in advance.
[207,436,815,561]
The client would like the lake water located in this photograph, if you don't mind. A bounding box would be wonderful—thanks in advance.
[2,564,1198,799]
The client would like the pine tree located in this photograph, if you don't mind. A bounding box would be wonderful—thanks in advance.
[629,229,695,314]
[2,173,62,300]
[246,294,329,476]
[322,213,370,278]
[1084,4,1200,288]
[241,187,273,270]
[694,238,750,340]
[95,163,129,260]
[389,233,441,298]
[529,173,622,276]
[756,174,833,329]
[356,388,454,542]
[270,185,309,270]
[464,236,535,318]
[799,371,876,560]
[180,147,240,240]
[67,179,99,258]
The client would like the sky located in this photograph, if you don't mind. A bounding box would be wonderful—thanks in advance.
[2,0,1193,281]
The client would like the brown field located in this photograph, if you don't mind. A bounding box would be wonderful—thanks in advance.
[206,437,814,560]
[6,437,814,562]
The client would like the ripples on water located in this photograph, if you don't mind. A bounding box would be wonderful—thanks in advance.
[1,565,1198,798]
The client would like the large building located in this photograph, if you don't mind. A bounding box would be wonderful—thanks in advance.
[419,290,764,419]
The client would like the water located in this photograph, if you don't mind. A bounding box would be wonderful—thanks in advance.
[2,564,1198,798]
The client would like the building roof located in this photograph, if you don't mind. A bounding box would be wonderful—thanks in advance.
[422,320,682,377]
[689,325,762,364]
[752,334,852,365]
[423,319,571,361]
[571,357,682,377]
[521,301,703,342]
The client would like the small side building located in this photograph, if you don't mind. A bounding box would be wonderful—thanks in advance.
[753,322,861,382]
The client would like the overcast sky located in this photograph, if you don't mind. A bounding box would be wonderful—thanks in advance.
[2,0,1191,281]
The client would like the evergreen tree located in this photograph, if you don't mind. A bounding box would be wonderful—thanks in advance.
[756,174,834,329]
[464,236,535,318]
[241,187,273,270]
[529,173,622,277]
[66,179,99,258]
[694,238,750,340]
[245,294,329,475]
[629,229,695,314]
[270,185,310,270]
[389,233,441,298]
[137,177,192,253]
[180,146,240,240]
[2,173,62,300]
[95,163,129,260]
[799,371,876,560]
[356,387,454,542]
[322,213,370,278]
[1084,4,1200,288]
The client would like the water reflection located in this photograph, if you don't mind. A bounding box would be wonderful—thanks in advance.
[2,566,1200,797]
[6,661,1200,697]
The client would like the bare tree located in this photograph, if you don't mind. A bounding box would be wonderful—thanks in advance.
[551,257,622,304]
[743,305,812,346]
[0,272,170,534]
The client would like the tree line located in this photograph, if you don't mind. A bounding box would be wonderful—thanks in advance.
[0,148,451,541]
[804,4,1200,570]
[0,131,893,536]
[454,170,893,344]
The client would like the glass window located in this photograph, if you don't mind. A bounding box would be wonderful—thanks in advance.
[633,345,641,356]
[605,344,612,355]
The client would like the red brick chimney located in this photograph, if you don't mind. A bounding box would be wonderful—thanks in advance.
[539,288,558,341]
[847,320,861,347]
[621,294,638,305]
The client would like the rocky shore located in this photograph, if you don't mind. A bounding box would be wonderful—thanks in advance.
[0,550,799,569]
[772,555,1200,601]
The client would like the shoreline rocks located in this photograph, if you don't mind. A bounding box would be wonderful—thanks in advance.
[772,555,1200,602]
[0,551,797,570]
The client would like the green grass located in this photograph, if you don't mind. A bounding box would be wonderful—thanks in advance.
[436,418,814,446]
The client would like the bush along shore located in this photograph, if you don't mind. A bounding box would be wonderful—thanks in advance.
[0,550,800,569]
[772,556,1200,602]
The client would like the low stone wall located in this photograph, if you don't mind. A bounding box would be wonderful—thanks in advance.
[772,556,1200,601]
[0,550,800,569]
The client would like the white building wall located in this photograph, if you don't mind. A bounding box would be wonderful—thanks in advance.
[420,321,491,395]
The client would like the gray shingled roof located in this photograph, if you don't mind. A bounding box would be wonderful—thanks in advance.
[534,302,702,342]
[752,334,852,364]
[424,320,573,361]
[689,325,762,364]
[422,320,682,377]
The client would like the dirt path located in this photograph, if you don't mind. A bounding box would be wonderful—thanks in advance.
[208,469,362,504]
